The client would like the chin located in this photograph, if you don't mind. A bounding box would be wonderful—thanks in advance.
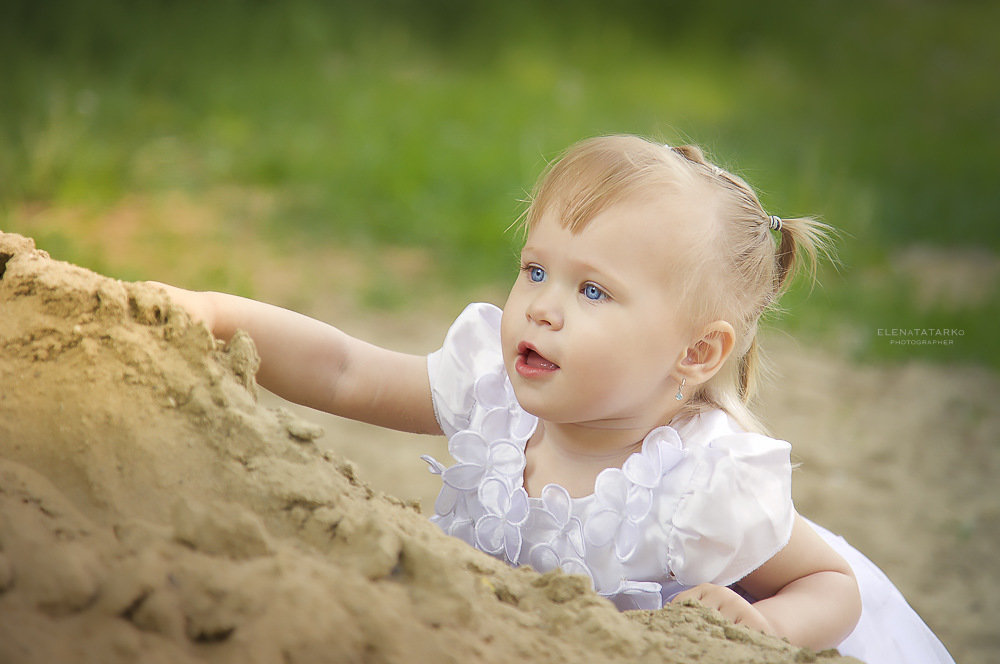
[510,391,575,424]
[507,380,545,417]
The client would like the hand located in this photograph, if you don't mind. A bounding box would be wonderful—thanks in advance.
[146,281,215,331]
[672,583,776,636]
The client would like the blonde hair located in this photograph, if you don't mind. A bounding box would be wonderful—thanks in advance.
[517,135,833,434]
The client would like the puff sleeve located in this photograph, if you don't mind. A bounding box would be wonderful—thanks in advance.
[664,415,794,588]
[426,303,506,437]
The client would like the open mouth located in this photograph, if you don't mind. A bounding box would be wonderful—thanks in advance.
[515,342,559,377]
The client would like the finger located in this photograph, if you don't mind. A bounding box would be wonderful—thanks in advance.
[673,584,727,610]
[671,584,710,604]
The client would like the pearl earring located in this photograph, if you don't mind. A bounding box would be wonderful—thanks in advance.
[675,378,686,401]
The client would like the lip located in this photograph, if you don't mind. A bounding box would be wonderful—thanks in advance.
[514,341,560,378]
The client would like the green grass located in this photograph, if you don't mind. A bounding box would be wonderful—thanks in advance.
[1,0,997,368]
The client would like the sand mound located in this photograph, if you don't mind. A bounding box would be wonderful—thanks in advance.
[0,232,856,663]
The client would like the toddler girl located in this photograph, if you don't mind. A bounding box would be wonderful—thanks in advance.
[159,135,954,663]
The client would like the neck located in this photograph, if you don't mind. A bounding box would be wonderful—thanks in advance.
[535,420,650,462]
[523,412,684,499]
[537,393,687,458]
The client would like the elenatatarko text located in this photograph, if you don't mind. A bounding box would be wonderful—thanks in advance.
[877,328,964,346]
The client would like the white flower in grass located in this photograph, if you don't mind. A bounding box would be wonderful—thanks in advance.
[475,478,530,564]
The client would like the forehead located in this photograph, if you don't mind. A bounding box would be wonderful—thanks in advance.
[523,191,714,288]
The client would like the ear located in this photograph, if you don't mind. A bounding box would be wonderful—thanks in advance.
[676,320,735,385]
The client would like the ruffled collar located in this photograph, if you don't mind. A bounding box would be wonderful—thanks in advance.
[520,424,687,503]
[421,362,696,611]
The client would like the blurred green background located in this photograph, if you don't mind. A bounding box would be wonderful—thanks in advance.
[1,0,997,368]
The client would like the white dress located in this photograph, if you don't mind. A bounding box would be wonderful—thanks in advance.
[422,303,955,664]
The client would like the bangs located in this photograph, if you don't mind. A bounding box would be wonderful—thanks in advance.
[519,135,693,235]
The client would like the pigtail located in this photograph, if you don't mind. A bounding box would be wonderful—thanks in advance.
[773,215,836,295]
[664,142,836,432]
[732,216,833,410]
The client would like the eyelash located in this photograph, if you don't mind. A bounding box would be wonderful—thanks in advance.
[519,263,611,302]
[582,283,609,301]
[522,263,546,283]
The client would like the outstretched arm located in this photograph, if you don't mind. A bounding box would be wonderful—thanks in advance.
[153,283,442,436]
[673,514,861,650]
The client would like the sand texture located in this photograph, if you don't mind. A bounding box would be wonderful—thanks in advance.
[0,233,865,663]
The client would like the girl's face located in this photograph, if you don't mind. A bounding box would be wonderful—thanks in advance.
[500,193,705,432]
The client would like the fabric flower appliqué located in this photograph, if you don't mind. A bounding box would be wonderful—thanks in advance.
[475,478,530,564]
[440,428,524,492]
[600,579,664,611]
[528,544,593,589]
[422,456,477,545]
[422,409,526,514]
[526,483,591,580]
[622,427,685,488]
[473,370,536,441]
[528,484,586,559]
[584,429,685,562]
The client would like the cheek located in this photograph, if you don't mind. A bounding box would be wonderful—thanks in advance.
[615,328,683,381]
[564,326,625,379]
[500,281,530,331]
[631,302,692,358]
[501,282,523,322]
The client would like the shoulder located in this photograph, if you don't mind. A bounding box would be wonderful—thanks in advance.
[433,302,503,355]
[662,409,795,586]
[673,409,792,482]
[673,409,788,451]
[427,303,510,437]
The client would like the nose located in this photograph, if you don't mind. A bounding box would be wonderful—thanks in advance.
[526,289,564,330]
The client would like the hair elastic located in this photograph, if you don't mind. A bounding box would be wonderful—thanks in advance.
[768,215,783,231]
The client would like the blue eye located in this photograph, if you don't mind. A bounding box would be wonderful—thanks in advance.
[528,266,546,283]
[583,283,607,301]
